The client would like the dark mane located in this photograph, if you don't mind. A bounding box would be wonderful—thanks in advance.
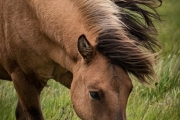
[96,0,162,83]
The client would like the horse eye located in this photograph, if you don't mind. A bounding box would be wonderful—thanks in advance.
[89,91,101,100]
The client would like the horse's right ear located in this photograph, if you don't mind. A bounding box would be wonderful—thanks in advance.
[78,35,95,62]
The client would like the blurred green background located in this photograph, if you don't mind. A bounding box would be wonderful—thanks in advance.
[0,0,180,119]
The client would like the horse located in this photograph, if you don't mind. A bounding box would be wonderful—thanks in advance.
[0,0,162,119]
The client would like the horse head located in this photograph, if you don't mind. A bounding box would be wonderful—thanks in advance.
[71,35,132,120]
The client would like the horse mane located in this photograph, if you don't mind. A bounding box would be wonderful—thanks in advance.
[75,0,162,83]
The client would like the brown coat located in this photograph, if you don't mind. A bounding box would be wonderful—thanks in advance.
[0,0,161,119]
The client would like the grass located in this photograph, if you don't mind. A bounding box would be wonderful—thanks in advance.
[0,0,180,119]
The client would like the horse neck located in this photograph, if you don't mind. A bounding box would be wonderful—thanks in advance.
[27,0,87,71]
[28,0,120,72]
[28,0,120,44]
[29,0,85,43]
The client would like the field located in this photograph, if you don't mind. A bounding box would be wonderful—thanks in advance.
[0,0,180,120]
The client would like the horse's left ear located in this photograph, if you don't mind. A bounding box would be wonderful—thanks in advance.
[78,35,95,62]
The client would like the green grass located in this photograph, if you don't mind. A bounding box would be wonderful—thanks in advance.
[0,0,180,119]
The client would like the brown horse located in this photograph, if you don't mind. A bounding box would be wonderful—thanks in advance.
[0,0,161,119]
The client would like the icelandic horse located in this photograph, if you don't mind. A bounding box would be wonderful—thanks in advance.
[0,0,161,119]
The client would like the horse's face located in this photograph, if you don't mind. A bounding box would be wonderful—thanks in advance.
[71,35,133,120]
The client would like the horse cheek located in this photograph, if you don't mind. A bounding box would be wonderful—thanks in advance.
[70,78,89,119]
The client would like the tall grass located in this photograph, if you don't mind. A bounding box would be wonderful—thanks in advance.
[0,0,180,119]
[126,0,180,119]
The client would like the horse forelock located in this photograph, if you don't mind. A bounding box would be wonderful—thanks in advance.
[73,0,161,83]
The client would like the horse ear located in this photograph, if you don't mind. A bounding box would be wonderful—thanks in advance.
[78,35,95,62]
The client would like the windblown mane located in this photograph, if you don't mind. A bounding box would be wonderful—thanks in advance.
[75,0,162,83]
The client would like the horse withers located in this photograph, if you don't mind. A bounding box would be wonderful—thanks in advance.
[0,0,161,119]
